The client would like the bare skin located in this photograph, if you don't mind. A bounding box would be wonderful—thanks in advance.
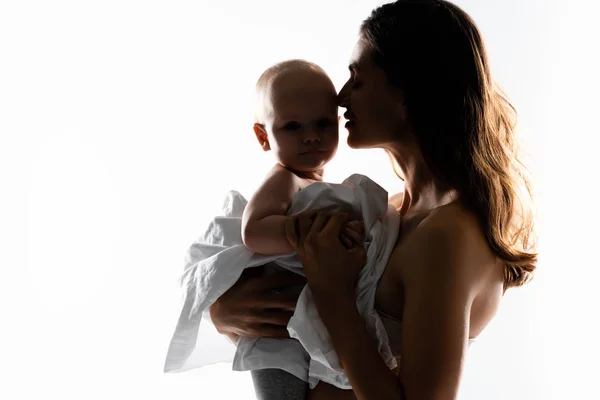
[212,194,504,399]
[209,266,307,342]
[241,164,316,255]
[213,64,362,344]
[241,65,364,255]
[285,38,506,399]
[211,33,511,400]
[302,201,504,400]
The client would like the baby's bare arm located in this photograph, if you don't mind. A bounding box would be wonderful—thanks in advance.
[242,165,301,255]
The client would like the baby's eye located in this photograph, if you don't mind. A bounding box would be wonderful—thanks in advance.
[283,121,302,131]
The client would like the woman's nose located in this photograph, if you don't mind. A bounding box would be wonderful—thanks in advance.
[337,83,349,108]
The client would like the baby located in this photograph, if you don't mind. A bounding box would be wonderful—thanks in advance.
[242,59,361,399]
[242,59,360,257]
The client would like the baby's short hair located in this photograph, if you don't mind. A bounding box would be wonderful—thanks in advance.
[254,59,331,125]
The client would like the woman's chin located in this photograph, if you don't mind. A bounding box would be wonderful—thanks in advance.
[346,134,363,149]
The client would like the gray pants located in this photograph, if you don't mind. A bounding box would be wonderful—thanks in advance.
[250,369,308,400]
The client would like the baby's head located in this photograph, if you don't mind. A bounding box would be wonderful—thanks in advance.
[253,60,339,174]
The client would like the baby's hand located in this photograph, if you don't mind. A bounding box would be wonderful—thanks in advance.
[339,220,364,249]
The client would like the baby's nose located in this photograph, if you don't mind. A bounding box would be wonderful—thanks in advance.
[302,130,321,143]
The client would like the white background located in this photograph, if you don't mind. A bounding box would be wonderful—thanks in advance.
[1,0,599,399]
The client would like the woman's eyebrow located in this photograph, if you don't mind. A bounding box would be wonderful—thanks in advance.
[348,62,359,71]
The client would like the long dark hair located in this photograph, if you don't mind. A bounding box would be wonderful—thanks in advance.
[361,0,537,289]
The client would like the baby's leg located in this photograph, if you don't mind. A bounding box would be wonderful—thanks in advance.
[250,369,308,400]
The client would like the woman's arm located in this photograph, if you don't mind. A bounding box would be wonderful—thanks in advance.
[395,222,477,399]
[209,266,307,340]
[314,293,405,399]
[287,212,403,398]
[291,211,488,400]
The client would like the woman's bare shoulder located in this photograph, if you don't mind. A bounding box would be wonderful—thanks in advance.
[419,203,505,334]
[392,202,501,290]
[421,202,487,247]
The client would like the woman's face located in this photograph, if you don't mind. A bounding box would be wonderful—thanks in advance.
[338,39,409,149]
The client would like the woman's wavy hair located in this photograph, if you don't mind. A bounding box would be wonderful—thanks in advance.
[361,0,537,289]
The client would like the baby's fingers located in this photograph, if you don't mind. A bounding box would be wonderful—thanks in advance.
[343,226,363,247]
[345,220,364,234]
[339,232,353,249]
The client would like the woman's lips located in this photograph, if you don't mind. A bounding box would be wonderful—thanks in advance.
[343,112,356,129]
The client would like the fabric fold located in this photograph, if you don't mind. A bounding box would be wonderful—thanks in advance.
[164,174,399,389]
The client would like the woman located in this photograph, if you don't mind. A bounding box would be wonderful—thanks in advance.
[210,0,537,398]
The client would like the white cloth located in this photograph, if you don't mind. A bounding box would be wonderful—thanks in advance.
[164,174,400,389]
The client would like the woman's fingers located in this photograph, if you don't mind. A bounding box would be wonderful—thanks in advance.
[249,324,290,339]
[321,213,350,238]
[310,212,330,235]
[298,213,314,250]
[285,217,299,250]
[291,211,362,249]
[287,210,319,251]
[254,309,295,327]
[350,245,368,268]
[254,270,306,292]
[209,266,306,341]
[255,291,301,309]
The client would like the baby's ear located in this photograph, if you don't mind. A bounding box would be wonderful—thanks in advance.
[253,123,270,151]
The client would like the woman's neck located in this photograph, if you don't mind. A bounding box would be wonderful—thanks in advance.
[387,146,457,216]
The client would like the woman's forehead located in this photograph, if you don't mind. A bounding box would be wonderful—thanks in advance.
[349,40,373,72]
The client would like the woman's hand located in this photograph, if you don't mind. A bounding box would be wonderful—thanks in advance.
[341,219,365,248]
[285,211,367,301]
[209,266,307,341]
[289,211,364,249]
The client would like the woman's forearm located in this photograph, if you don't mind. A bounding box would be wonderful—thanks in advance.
[316,294,404,400]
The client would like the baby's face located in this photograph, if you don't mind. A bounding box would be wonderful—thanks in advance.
[264,70,339,173]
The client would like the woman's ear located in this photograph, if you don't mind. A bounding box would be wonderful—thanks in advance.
[253,123,271,151]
